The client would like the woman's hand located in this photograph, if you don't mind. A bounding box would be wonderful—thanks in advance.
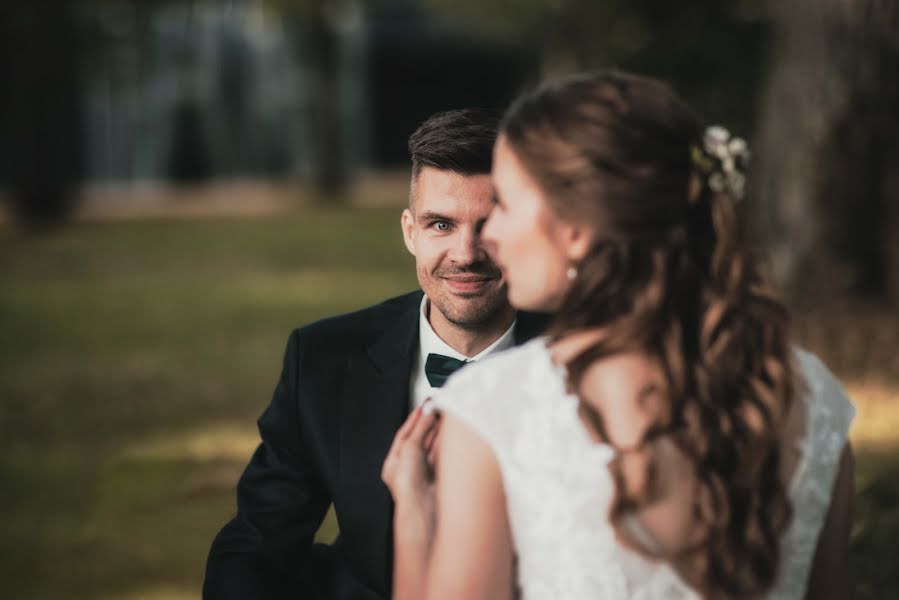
[383,401,443,600]
[382,401,442,526]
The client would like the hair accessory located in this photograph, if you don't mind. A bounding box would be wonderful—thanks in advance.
[690,126,750,201]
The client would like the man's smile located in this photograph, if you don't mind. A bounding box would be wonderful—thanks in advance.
[440,275,499,295]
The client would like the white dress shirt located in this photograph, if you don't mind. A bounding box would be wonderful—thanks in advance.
[409,294,516,410]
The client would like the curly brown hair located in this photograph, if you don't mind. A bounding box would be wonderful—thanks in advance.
[501,71,797,598]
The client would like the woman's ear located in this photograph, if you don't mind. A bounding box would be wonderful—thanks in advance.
[563,223,592,262]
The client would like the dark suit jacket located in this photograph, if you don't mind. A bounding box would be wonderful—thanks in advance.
[203,290,547,600]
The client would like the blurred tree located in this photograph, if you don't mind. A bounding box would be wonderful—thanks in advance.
[264,0,769,197]
[752,0,899,304]
[218,27,255,174]
[169,98,214,183]
[266,0,347,196]
[167,3,214,184]
[418,0,770,131]
[418,0,899,304]
[0,2,88,226]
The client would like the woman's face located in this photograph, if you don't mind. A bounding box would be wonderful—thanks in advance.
[484,136,586,313]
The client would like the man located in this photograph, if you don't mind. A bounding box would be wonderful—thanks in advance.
[203,109,546,600]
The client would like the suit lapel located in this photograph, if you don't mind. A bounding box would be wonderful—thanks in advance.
[335,294,544,595]
[337,292,420,595]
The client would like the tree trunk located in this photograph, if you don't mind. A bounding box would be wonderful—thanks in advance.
[307,4,347,198]
[753,0,899,305]
[0,3,85,226]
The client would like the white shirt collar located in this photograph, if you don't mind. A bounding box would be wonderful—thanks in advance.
[410,295,516,409]
[417,294,516,365]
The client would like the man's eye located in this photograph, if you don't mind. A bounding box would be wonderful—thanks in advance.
[434,221,451,231]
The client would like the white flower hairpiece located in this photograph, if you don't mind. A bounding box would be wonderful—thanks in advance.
[690,125,750,201]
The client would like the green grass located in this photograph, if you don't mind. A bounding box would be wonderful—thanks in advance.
[0,208,415,599]
[0,207,896,599]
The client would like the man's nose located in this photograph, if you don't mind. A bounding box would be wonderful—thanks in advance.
[448,227,487,265]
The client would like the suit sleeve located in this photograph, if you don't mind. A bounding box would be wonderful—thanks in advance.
[203,329,333,599]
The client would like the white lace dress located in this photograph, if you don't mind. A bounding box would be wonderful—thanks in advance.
[433,338,855,599]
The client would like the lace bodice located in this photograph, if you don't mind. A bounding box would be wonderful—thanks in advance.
[433,339,855,599]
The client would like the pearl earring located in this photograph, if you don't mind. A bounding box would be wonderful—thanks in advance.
[566,266,578,280]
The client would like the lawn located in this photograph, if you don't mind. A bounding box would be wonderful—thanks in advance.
[0,206,896,599]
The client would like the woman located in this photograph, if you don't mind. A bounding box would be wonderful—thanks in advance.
[382,71,854,599]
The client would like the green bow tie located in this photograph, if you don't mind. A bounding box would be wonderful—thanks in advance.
[424,353,470,388]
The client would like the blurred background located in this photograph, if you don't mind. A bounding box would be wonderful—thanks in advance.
[0,1,896,598]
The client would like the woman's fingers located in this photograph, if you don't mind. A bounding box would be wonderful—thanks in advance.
[396,404,422,441]
[409,402,438,446]
[381,400,444,492]
[387,406,423,457]
[426,427,441,469]
[423,425,437,455]
[423,411,441,451]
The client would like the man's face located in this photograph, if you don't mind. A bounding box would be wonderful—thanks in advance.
[402,167,510,330]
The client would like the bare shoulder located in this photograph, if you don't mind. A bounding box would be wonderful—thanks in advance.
[577,351,668,450]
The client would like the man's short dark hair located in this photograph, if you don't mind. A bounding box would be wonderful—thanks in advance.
[408,108,501,181]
